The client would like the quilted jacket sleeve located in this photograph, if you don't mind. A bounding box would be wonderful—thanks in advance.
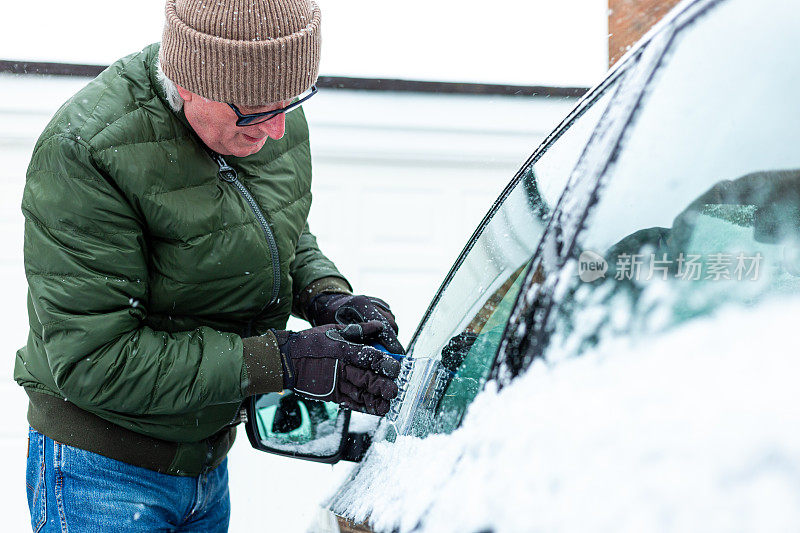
[22,134,282,417]
[290,223,352,317]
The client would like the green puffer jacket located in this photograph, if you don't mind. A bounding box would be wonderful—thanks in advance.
[14,43,349,474]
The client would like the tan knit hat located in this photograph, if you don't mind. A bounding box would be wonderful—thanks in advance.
[160,0,321,106]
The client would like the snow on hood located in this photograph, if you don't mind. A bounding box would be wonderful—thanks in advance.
[330,296,800,532]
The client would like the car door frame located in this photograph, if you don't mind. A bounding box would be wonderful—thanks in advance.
[324,0,731,527]
[402,45,633,359]
[490,0,726,384]
[322,45,650,528]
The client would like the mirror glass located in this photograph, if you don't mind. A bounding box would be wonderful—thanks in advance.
[251,391,347,457]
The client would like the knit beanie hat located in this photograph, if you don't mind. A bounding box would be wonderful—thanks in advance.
[159,0,321,106]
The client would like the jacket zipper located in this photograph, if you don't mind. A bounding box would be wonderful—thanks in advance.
[209,151,281,307]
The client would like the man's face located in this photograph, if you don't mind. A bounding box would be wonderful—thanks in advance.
[176,85,288,157]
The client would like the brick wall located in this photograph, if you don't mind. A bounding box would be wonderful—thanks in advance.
[609,0,683,66]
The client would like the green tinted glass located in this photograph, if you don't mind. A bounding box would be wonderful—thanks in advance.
[390,77,620,440]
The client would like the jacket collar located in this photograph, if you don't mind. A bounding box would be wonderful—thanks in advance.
[146,43,194,133]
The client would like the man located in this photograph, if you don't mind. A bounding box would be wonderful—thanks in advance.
[17,0,404,530]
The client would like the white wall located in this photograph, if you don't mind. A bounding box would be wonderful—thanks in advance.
[293,88,575,337]
[0,72,576,531]
[1,0,608,87]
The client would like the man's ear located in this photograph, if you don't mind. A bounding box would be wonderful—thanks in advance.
[175,84,193,102]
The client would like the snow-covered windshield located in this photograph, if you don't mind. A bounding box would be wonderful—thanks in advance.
[546,0,800,359]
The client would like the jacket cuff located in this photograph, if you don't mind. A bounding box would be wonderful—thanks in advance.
[292,276,352,320]
[241,331,285,396]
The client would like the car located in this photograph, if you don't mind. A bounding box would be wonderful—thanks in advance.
[243,0,800,530]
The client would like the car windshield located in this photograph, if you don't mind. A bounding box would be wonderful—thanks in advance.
[386,79,620,438]
[542,0,800,361]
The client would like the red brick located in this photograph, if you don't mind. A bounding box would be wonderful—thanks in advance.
[609,0,683,66]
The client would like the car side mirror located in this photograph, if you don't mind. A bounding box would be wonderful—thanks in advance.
[244,391,372,463]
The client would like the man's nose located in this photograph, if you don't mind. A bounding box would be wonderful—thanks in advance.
[255,113,286,140]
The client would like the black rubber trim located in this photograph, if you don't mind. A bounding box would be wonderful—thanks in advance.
[492,0,724,382]
[243,394,351,464]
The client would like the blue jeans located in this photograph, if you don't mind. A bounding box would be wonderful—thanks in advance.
[26,428,230,532]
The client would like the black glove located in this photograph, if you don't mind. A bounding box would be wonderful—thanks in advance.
[441,331,478,373]
[273,321,401,416]
[306,293,404,354]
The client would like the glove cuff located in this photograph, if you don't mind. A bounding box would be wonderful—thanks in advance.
[293,276,352,322]
[241,331,285,396]
[271,329,297,390]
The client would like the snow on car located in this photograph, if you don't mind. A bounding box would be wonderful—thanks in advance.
[331,295,800,532]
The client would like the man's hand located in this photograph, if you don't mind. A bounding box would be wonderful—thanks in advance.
[306,293,404,354]
[440,331,478,373]
[273,321,401,416]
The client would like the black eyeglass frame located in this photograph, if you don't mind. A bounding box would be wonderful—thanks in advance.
[228,86,318,127]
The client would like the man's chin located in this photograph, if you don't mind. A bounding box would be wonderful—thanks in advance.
[226,140,266,157]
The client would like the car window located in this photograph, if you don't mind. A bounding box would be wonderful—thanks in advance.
[388,79,620,438]
[542,0,800,361]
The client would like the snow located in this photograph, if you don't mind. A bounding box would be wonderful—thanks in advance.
[256,412,346,456]
[331,295,800,532]
[348,411,381,434]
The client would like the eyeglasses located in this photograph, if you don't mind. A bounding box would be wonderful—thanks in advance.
[228,85,318,127]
